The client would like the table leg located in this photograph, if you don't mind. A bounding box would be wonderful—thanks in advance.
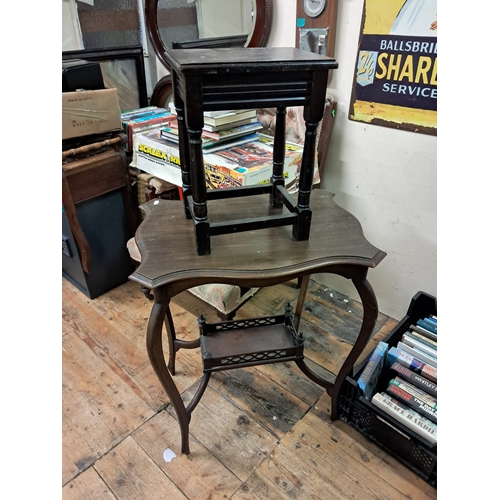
[147,287,191,454]
[172,74,192,220]
[329,271,379,420]
[294,274,310,330]
[293,119,317,241]
[270,106,286,209]
[185,78,210,255]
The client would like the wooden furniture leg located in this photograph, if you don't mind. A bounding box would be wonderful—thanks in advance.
[294,274,310,330]
[329,269,379,419]
[146,287,191,454]
[270,106,286,208]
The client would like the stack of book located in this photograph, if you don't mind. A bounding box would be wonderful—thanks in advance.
[203,137,303,189]
[121,106,175,152]
[130,126,304,190]
[164,105,262,153]
[357,314,438,445]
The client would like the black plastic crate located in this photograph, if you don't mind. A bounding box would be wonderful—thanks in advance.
[338,291,437,487]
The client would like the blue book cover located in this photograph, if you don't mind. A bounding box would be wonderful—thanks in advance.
[416,318,437,334]
[357,341,389,401]
[424,315,437,325]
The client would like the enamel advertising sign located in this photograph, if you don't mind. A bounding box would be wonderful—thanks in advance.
[349,0,437,135]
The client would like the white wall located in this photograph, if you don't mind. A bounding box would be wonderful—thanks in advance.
[267,0,437,320]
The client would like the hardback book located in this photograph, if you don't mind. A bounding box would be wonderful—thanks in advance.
[386,380,437,423]
[203,116,260,133]
[122,108,172,132]
[404,330,437,350]
[160,120,262,152]
[131,128,182,186]
[397,341,437,369]
[389,362,437,397]
[202,133,261,153]
[416,318,437,334]
[410,324,437,342]
[386,346,437,383]
[401,333,437,358]
[204,108,254,118]
[425,315,437,325]
[389,377,437,406]
[371,392,437,445]
[202,138,303,189]
[203,109,257,127]
[126,113,175,150]
[200,121,263,141]
[167,103,257,128]
[357,341,389,401]
[121,106,159,121]
[167,102,253,118]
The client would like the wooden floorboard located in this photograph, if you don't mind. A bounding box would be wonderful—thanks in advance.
[62,277,436,499]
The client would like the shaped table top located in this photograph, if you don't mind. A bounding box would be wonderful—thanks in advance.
[130,189,386,292]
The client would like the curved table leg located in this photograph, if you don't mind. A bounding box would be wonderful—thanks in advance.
[147,287,191,454]
[330,270,379,420]
[163,305,177,375]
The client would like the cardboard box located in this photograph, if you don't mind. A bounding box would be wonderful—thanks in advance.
[62,88,122,140]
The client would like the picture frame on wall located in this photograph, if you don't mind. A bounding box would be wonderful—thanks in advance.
[349,0,437,135]
[62,45,148,112]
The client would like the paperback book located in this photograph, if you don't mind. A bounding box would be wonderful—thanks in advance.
[371,392,437,445]
[389,377,437,406]
[386,380,437,423]
[203,109,257,127]
[386,346,437,383]
[389,362,437,397]
[416,318,437,334]
[160,120,262,153]
[401,333,437,358]
[203,116,259,133]
[357,341,389,401]
[397,341,437,369]
[404,330,437,350]
[410,324,437,342]
[168,102,257,128]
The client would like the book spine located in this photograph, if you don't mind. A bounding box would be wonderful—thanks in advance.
[135,137,181,166]
[389,362,437,397]
[410,324,437,342]
[404,330,437,350]
[390,377,437,405]
[371,392,437,445]
[386,382,437,423]
[401,334,437,358]
[397,342,437,369]
[416,318,437,334]
[357,342,388,400]
[386,347,437,383]
[422,316,437,328]
[129,116,175,145]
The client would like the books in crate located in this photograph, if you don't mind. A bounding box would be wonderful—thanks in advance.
[357,313,437,445]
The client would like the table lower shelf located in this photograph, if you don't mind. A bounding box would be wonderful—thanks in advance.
[199,309,304,373]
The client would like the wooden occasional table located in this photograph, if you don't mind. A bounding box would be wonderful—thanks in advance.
[130,190,386,454]
[165,47,338,255]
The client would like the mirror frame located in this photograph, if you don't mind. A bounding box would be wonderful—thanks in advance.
[145,0,273,70]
